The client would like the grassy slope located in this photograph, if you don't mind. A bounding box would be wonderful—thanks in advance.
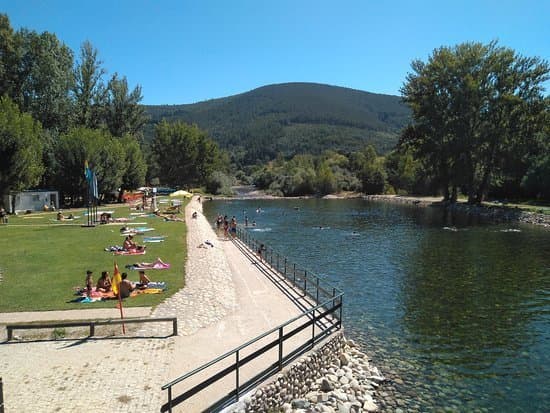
[0,202,187,312]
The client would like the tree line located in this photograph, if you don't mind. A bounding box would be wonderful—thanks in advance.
[252,42,549,202]
[1,13,548,206]
[0,14,227,207]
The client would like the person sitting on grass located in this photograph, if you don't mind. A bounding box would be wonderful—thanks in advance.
[137,270,151,288]
[119,272,135,298]
[57,211,65,221]
[123,234,144,251]
[96,271,112,292]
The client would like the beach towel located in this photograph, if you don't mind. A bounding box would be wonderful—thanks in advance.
[125,261,171,270]
[142,281,167,289]
[114,249,146,256]
[70,296,103,303]
[136,288,164,295]
[104,245,124,252]
[143,236,166,243]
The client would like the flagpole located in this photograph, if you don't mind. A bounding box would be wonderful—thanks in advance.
[113,261,126,334]
[117,290,125,334]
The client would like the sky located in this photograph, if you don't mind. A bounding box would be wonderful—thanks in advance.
[2,0,549,105]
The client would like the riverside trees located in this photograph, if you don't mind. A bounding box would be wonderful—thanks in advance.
[0,14,150,204]
[150,120,230,193]
[400,41,549,203]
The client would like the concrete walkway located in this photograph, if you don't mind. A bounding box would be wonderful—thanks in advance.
[0,197,308,412]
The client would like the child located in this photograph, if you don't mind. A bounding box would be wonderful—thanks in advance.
[85,270,93,297]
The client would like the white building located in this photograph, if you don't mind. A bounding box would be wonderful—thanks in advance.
[4,190,59,214]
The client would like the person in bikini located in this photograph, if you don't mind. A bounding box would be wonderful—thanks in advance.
[96,271,112,292]
[123,234,144,251]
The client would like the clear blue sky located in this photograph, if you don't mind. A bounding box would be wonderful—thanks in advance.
[3,0,549,105]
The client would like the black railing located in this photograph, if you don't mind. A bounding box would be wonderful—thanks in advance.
[6,317,178,341]
[0,377,4,413]
[237,227,342,306]
[161,227,343,412]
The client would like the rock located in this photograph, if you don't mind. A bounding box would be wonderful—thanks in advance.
[306,392,318,403]
[339,352,351,366]
[291,399,310,409]
[327,373,339,383]
[321,377,334,392]
[333,389,348,402]
[363,394,378,412]
[346,338,357,347]
[337,401,352,413]
[281,402,292,410]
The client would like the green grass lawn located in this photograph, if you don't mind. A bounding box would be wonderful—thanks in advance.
[0,200,188,312]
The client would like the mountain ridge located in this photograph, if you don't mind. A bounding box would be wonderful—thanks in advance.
[143,82,411,166]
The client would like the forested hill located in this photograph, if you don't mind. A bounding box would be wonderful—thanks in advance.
[143,82,410,166]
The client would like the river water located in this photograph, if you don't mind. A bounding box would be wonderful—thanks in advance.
[203,199,550,412]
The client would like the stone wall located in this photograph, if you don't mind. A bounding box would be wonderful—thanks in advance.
[230,333,385,413]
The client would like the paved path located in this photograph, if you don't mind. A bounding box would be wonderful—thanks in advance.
[0,197,307,412]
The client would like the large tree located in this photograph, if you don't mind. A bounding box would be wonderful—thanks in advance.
[0,96,44,201]
[72,40,107,129]
[151,120,224,187]
[105,73,147,138]
[12,28,74,131]
[401,41,549,203]
[55,127,126,204]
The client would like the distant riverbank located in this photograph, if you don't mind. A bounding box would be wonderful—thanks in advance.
[215,187,549,229]
[363,194,550,229]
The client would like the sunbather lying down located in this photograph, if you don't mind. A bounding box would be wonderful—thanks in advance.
[125,257,171,270]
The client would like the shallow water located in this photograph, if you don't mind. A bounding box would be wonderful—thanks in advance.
[204,199,550,412]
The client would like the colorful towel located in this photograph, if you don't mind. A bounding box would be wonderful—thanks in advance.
[114,249,146,256]
[105,245,124,252]
[125,261,171,270]
[143,236,166,243]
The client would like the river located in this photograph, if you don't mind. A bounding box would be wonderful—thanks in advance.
[203,198,550,412]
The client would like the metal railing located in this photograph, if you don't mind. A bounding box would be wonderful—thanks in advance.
[0,377,4,413]
[235,227,341,306]
[6,317,178,341]
[161,227,343,412]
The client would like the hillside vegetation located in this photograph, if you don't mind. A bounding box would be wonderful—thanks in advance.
[144,82,410,166]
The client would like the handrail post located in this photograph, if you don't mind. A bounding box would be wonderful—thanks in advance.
[284,258,287,276]
[278,326,283,371]
[316,277,320,304]
[7,327,12,341]
[1,376,4,413]
[276,253,279,271]
[236,350,240,401]
[90,322,95,337]
[173,318,178,336]
[293,264,296,285]
[168,386,173,413]
[311,308,316,348]
[339,296,343,329]
[304,270,307,296]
